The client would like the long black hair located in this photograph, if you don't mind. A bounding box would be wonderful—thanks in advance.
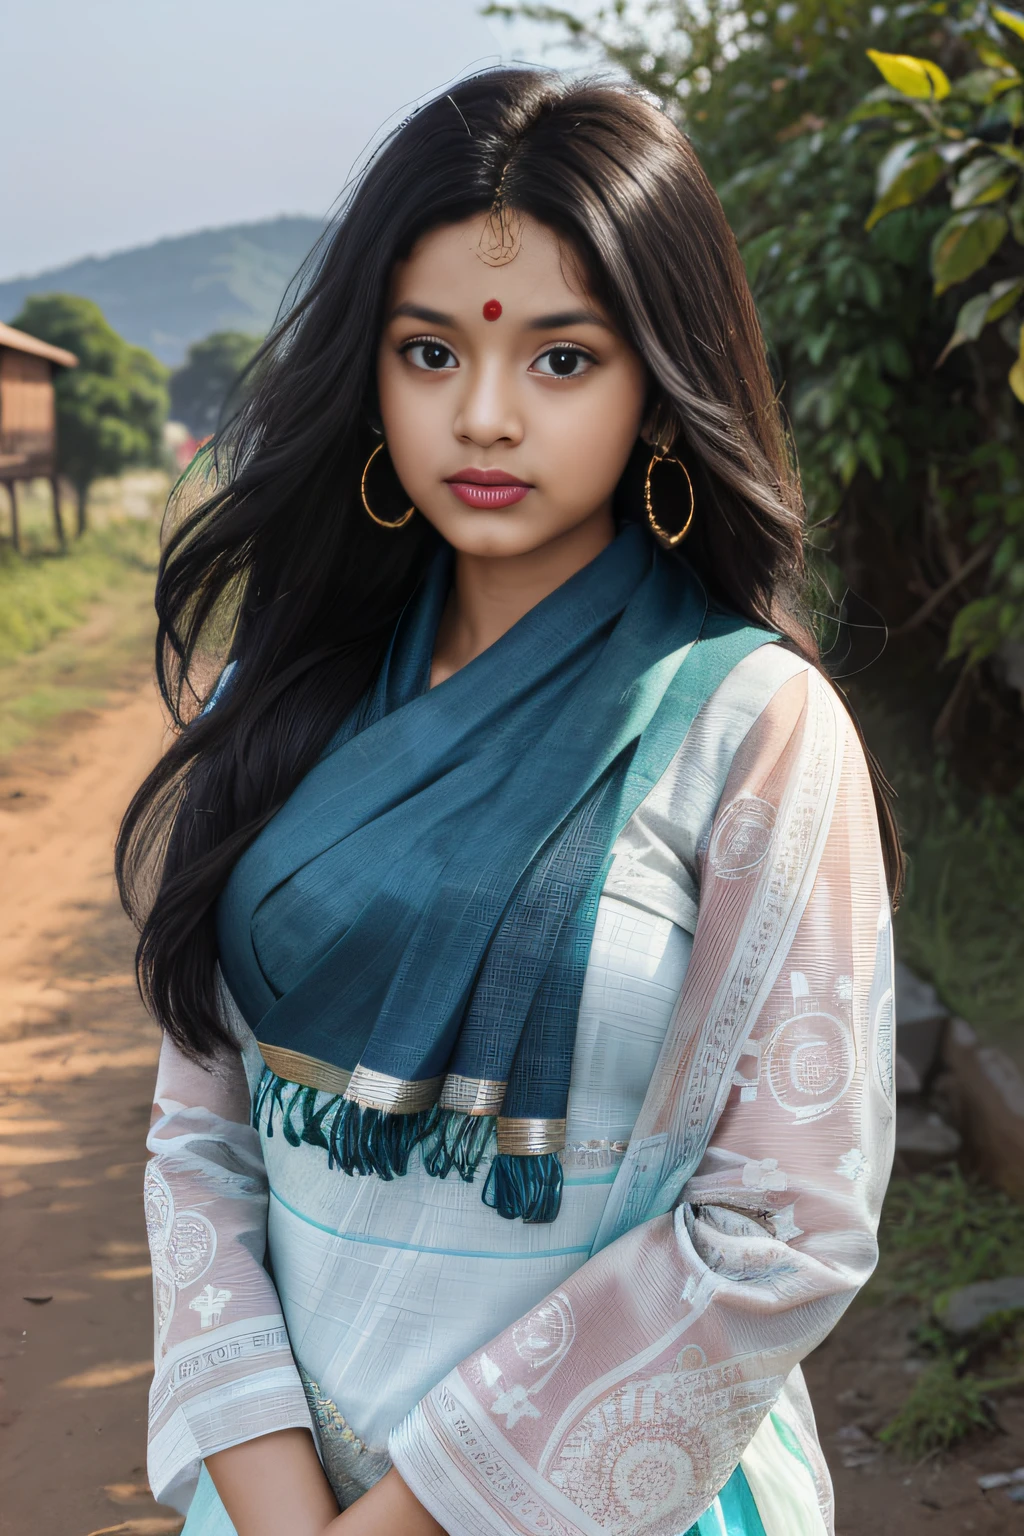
[117,67,903,1058]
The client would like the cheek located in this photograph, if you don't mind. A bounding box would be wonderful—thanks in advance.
[538,375,644,496]
[377,363,447,472]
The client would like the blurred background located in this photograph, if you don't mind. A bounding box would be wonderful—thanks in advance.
[1,3,1024,1533]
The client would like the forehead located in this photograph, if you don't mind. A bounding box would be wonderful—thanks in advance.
[389,213,593,314]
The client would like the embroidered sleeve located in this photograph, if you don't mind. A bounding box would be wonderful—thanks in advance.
[144,1032,312,1513]
[390,667,895,1536]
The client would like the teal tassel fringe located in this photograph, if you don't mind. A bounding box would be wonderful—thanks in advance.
[420,1106,496,1182]
[482,1152,564,1223]
[252,1066,287,1136]
[252,1069,430,1180]
[253,1072,560,1220]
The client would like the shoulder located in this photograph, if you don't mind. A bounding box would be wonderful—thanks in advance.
[605,645,832,930]
[679,642,868,821]
[699,638,814,736]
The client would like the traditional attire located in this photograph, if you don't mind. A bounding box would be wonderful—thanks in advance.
[144,528,894,1536]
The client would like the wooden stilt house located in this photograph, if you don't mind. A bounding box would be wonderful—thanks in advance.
[0,320,78,550]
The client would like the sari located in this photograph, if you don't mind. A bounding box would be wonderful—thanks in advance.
[143,544,894,1535]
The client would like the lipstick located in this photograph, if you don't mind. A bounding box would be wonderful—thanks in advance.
[445,467,532,509]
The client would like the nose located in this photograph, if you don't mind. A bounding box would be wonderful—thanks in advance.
[452,357,524,450]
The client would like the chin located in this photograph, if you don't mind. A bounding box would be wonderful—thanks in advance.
[453,533,545,559]
[432,512,555,560]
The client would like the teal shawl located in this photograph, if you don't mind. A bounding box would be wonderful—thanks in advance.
[217,525,775,1222]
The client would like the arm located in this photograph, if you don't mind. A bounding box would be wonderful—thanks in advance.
[206,1430,339,1534]
[390,668,896,1536]
[145,1028,323,1517]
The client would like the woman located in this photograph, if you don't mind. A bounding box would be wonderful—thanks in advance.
[119,68,898,1536]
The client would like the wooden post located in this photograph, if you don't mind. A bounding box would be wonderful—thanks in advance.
[7,480,20,554]
[50,476,66,550]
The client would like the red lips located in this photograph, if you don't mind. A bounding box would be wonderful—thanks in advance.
[445,467,532,508]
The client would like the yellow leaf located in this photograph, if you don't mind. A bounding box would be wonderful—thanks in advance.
[866,49,952,101]
[993,5,1024,43]
[865,146,945,230]
[1011,326,1024,404]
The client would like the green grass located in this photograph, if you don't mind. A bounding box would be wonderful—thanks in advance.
[850,671,1024,1060]
[866,1167,1024,1457]
[0,473,164,760]
[878,1358,995,1459]
[0,474,163,664]
[894,768,1024,1052]
[871,1166,1024,1306]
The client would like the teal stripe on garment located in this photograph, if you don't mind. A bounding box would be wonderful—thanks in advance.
[770,1410,815,1474]
[684,1464,768,1536]
[269,1186,592,1260]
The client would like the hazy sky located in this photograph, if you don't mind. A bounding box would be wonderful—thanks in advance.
[1,0,595,279]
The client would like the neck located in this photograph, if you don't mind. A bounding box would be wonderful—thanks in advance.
[429,504,615,687]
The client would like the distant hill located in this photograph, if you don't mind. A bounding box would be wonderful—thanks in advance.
[0,216,324,366]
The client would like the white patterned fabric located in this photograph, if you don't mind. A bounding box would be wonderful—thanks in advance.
[144,646,894,1535]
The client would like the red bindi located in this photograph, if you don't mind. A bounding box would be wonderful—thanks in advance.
[482,298,502,321]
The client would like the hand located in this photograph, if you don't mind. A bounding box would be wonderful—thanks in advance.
[325,1468,447,1535]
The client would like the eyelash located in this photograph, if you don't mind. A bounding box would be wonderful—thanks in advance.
[398,335,597,377]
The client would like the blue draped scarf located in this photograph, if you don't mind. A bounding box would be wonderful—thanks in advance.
[217,525,775,1221]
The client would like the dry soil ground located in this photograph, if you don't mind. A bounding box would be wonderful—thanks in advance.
[0,675,180,1536]
[1,607,1024,1536]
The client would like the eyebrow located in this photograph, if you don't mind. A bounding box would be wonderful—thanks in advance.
[390,303,455,326]
[526,309,609,331]
[388,302,610,331]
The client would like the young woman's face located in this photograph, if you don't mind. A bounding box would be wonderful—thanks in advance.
[377,213,648,559]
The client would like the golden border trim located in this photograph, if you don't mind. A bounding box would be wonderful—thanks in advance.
[258,1044,352,1098]
[497,1116,567,1156]
[344,1064,443,1114]
[439,1074,506,1116]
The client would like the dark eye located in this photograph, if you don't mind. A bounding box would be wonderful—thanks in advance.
[532,346,593,378]
[405,340,457,371]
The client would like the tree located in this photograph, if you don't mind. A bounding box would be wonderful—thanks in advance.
[488,2,1024,773]
[10,294,169,534]
[169,330,262,437]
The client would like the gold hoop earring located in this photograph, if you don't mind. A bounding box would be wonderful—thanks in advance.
[361,441,415,529]
[644,449,695,547]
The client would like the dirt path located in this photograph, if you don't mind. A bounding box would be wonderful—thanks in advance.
[0,678,181,1536]
[1,670,1023,1536]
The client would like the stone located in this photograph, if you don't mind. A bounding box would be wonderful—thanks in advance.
[894,1050,922,1097]
[935,1277,1024,1338]
[834,1423,882,1469]
[978,1468,1024,1491]
[942,1018,1024,1201]
[893,1100,961,1173]
[894,960,948,1081]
